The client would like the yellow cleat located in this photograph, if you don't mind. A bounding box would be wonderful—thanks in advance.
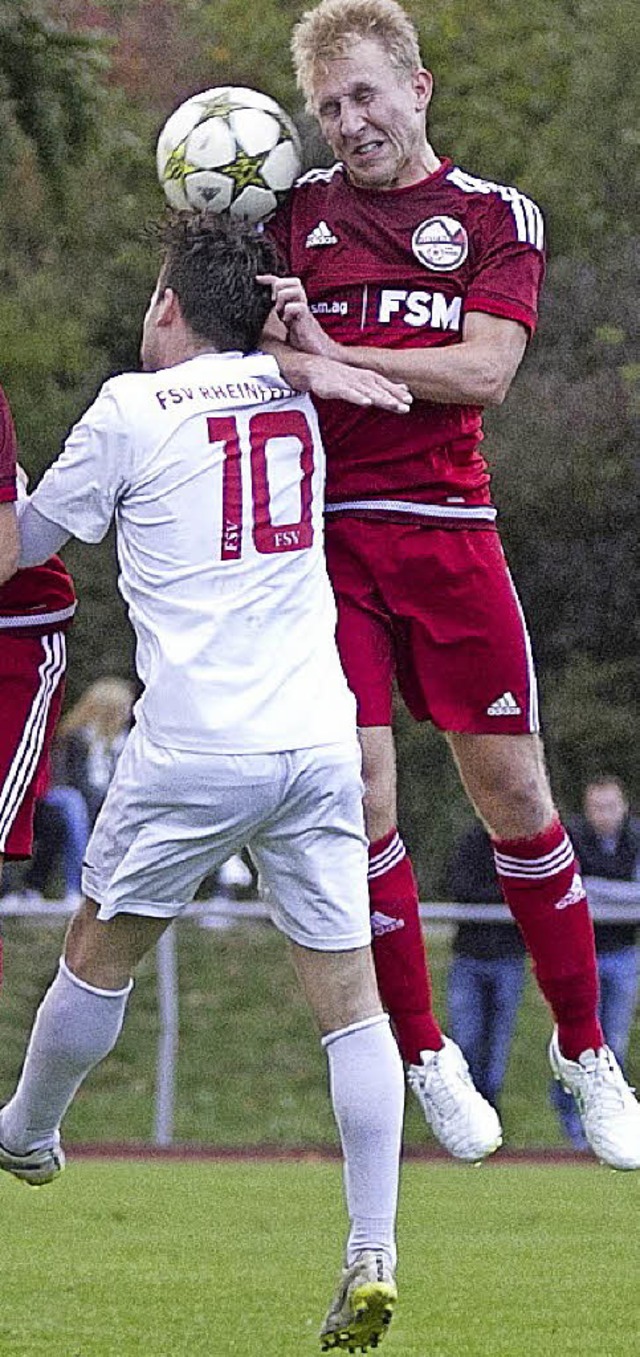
[320,1250,397,1352]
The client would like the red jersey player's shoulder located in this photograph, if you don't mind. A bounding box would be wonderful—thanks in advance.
[443,164,545,253]
[266,163,345,267]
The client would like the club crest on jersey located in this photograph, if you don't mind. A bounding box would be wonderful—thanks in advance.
[412,216,469,271]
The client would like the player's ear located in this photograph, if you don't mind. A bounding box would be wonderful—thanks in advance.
[413,68,433,113]
[156,287,179,327]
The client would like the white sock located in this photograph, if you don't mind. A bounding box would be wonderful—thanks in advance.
[0,958,132,1153]
[323,1014,404,1269]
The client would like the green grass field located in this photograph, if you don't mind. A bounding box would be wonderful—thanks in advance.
[1,918,639,1151]
[2,1159,639,1356]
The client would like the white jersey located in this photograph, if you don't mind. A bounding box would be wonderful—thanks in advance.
[31,352,357,753]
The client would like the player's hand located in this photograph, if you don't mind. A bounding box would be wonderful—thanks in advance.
[308,358,413,412]
[257,274,337,358]
[258,274,412,411]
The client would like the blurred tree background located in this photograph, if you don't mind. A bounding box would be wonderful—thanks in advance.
[1,0,637,893]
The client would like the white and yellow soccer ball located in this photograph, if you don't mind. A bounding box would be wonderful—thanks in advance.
[156,86,302,223]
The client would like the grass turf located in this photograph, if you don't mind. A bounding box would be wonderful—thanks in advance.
[1,1159,638,1356]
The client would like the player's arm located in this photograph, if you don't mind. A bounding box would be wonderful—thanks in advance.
[16,385,127,564]
[263,335,412,412]
[329,311,528,406]
[262,275,528,407]
[16,500,71,568]
[0,501,19,583]
[259,278,412,413]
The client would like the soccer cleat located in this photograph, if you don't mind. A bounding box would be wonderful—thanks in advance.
[549,1029,640,1171]
[407,1036,502,1162]
[320,1250,397,1352]
[0,1132,65,1187]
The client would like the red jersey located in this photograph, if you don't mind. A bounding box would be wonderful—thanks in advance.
[0,383,76,633]
[268,158,545,525]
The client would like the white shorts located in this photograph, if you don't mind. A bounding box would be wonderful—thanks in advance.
[82,726,370,952]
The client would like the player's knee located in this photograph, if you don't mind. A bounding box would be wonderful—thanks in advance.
[296,944,383,1034]
[64,896,95,951]
[487,772,555,837]
[63,926,106,987]
[362,779,395,841]
[508,765,548,811]
[358,730,396,822]
[331,949,383,1028]
[361,756,396,837]
[64,899,130,990]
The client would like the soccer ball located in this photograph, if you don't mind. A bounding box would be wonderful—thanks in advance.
[156,86,302,223]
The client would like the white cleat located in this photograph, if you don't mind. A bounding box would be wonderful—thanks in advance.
[0,1132,65,1187]
[549,1029,640,1171]
[407,1036,502,1162]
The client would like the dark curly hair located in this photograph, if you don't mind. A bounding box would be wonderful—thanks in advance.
[157,211,278,355]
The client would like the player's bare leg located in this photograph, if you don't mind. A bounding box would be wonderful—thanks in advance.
[290,942,402,1349]
[447,731,554,840]
[63,897,169,989]
[0,899,168,1185]
[358,725,502,1160]
[448,731,640,1169]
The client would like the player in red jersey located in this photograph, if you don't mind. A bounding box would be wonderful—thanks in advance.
[0,383,76,984]
[262,0,640,1169]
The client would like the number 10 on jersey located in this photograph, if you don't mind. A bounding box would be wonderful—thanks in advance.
[208,408,315,561]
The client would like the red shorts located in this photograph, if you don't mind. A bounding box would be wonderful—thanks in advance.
[0,630,67,859]
[324,519,539,734]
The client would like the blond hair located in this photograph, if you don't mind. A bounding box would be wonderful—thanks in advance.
[58,677,135,743]
[292,0,422,107]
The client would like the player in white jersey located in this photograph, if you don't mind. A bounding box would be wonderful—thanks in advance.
[26,345,354,760]
[0,213,414,1351]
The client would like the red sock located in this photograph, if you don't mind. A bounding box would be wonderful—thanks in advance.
[493,817,603,1060]
[368,830,443,1062]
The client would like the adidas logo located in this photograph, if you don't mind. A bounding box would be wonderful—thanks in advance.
[305,220,338,248]
[555,871,586,910]
[486,691,522,717]
[370,911,405,937]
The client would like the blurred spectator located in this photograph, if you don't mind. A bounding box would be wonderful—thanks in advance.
[54,676,136,825]
[446,822,526,1112]
[17,787,90,908]
[551,776,640,1146]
